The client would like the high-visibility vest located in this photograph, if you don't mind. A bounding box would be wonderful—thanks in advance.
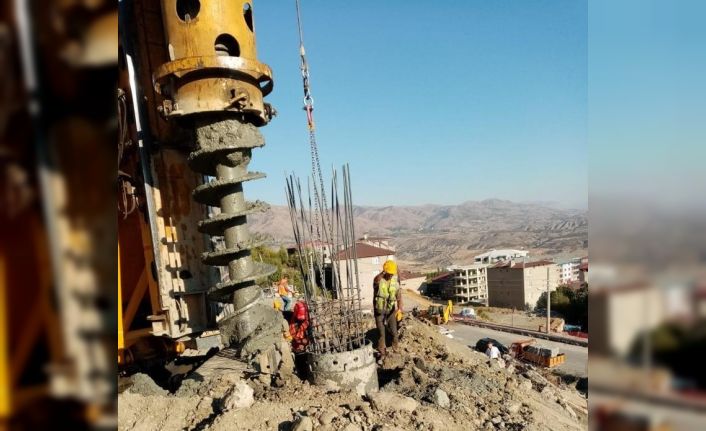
[375,277,399,313]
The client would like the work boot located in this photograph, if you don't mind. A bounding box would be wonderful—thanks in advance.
[376,347,386,365]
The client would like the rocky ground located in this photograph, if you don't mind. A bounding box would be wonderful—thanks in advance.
[118,317,587,431]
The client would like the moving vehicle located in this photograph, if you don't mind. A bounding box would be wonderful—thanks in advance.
[510,338,565,368]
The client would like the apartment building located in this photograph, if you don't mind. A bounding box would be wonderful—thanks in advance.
[487,260,560,310]
[446,264,490,305]
[474,249,529,264]
[557,257,582,284]
[422,272,454,298]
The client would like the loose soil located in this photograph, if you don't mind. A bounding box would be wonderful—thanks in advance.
[119,317,587,431]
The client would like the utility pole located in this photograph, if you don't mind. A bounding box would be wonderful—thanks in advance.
[642,288,652,390]
[546,266,551,334]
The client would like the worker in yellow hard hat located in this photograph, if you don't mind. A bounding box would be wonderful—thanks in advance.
[373,259,403,360]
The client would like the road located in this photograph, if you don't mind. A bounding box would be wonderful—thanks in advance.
[400,290,587,377]
[445,321,588,378]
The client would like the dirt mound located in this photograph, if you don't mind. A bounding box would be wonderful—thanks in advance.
[126,373,169,396]
[118,318,586,431]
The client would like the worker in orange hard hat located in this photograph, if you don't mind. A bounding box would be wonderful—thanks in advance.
[373,259,403,360]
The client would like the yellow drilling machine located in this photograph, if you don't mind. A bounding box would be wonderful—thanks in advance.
[118,0,284,377]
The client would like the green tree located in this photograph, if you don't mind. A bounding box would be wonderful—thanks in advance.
[535,285,588,330]
[535,285,571,310]
[278,246,288,265]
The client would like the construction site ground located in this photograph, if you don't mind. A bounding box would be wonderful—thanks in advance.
[119,316,587,431]
[446,323,587,378]
[400,291,564,332]
[472,307,565,332]
[399,291,586,377]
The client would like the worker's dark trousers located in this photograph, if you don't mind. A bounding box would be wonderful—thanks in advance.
[375,310,398,354]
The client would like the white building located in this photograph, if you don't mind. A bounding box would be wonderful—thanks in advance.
[447,264,490,305]
[336,242,396,310]
[557,257,582,284]
[474,249,529,264]
[358,234,395,252]
[590,283,664,357]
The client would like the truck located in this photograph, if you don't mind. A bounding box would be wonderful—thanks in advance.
[510,338,566,368]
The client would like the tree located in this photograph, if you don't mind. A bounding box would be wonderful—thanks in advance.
[535,285,588,330]
[628,319,706,388]
[278,246,288,265]
[535,285,571,310]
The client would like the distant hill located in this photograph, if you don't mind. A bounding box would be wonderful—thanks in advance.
[249,199,587,267]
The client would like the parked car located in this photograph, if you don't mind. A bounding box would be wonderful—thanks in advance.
[459,307,476,319]
[474,338,509,355]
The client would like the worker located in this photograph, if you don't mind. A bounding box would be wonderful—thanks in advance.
[373,260,403,359]
[485,341,501,360]
[277,276,293,311]
[289,300,310,353]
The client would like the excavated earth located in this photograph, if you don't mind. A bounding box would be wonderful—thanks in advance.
[118,317,587,431]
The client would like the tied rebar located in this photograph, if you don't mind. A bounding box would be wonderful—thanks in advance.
[286,164,366,354]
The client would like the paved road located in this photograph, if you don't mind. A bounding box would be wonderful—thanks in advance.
[446,322,588,378]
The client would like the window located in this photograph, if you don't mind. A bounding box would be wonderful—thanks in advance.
[372,257,380,265]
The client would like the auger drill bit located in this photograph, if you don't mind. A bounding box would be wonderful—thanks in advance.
[189,118,282,350]
[152,0,283,355]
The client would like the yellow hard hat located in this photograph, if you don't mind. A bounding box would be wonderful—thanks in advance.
[383,260,397,275]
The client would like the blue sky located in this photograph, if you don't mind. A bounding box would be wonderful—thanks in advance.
[589,0,706,212]
[247,1,587,208]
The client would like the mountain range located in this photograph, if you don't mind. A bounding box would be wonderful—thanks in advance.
[250,199,587,268]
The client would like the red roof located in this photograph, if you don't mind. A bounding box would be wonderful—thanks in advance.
[430,271,453,282]
[337,242,395,259]
[491,259,554,269]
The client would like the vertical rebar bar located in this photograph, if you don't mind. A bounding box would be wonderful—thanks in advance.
[285,165,365,354]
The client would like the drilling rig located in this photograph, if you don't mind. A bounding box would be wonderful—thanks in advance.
[118,0,286,373]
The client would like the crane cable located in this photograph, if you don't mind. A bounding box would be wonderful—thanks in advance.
[295,0,314,130]
[295,0,332,249]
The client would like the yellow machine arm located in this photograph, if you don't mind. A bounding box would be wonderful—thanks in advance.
[443,300,453,324]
